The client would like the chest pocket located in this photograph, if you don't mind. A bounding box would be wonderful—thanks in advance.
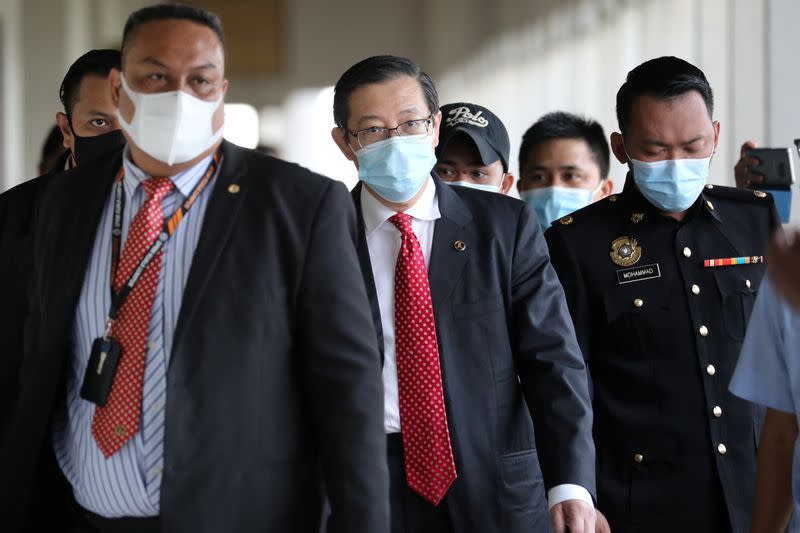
[602,281,674,359]
[712,265,763,341]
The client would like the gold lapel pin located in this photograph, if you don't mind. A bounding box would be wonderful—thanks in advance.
[228,184,241,194]
[454,241,466,252]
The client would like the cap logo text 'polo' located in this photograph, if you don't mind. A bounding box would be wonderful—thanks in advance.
[446,106,489,128]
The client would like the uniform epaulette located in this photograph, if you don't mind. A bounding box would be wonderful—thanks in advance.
[702,183,776,205]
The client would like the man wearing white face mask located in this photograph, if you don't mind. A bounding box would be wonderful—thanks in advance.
[517,112,614,228]
[331,55,597,533]
[546,56,792,533]
[2,4,389,533]
[434,102,515,195]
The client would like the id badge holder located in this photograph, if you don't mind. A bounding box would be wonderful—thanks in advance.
[80,321,122,406]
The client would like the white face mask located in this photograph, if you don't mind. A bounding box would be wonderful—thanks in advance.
[117,74,225,166]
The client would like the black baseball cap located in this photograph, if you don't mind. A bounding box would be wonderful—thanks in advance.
[437,102,510,172]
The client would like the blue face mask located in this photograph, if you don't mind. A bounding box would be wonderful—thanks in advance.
[630,155,712,212]
[447,180,502,194]
[520,186,597,228]
[355,134,437,203]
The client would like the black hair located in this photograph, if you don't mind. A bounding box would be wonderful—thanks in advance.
[121,3,224,61]
[519,111,610,179]
[59,49,121,117]
[333,55,438,130]
[616,56,713,135]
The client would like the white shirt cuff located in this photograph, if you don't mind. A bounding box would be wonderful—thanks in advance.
[547,484,595,510]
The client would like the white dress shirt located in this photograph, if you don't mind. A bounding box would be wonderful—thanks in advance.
[359,177,594,511]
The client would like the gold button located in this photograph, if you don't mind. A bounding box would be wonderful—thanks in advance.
[706,200,714,210]
[228,184,241,194]
[705,184,714,190]
[754,190,767,198]
[683,247,692,258]
[453,241,466,251]
[717,443,727,455]
[634,453,644,463]
[691,284,700,295]
[706,364,716,376]
[560,216,573,225]
[633,298,644,308]
[608,195,618,202]
[699,325,708,337]
[713,406,722,417]
[745,279,751,289]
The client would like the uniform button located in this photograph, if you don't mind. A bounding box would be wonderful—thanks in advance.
[745,279,751,289]
[717,443,727,455]
[633,298,644,308]
[691,284,700,295]
[713,406,722,417]
[706,364,716,376]
[706,200,714,210]
[683,247,692,258]
[634,453,644,463]
[698,325,709,336]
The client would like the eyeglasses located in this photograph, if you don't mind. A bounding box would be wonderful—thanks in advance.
[348,115,434,148]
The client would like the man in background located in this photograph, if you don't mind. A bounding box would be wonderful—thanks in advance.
[517,111,613,228]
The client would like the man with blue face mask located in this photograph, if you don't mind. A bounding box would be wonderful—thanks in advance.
[434,102,515,195]
[332,55,596,533]
[517,112,614,228]
[546,56,793,533]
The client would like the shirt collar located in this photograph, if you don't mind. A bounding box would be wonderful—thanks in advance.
[360,176,440,236]
[121,146,215,199]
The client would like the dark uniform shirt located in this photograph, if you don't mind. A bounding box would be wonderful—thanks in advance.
[545,177,781,533]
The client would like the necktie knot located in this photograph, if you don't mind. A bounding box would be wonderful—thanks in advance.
[389,212,414,235]
[141,176,174,202]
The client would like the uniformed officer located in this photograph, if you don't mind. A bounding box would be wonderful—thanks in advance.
[545,56,791,533]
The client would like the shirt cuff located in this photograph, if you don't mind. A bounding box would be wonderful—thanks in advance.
[547,484,595,511]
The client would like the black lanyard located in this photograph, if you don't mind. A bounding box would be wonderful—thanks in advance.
[103,149,222,335]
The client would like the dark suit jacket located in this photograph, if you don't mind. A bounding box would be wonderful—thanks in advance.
[352,177,595,533]
[545,179,796,533]
[1,141,390,533]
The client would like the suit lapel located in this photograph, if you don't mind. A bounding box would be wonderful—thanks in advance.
[170,141,247,367]
[351,182,385,361]
[427,177,473,314]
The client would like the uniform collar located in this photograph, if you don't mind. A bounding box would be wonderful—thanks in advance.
[360,175,441,236]
[620,172,721,224]
[121,146,215,199]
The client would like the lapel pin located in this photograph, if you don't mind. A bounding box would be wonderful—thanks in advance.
[454,241,466,252]
[228,184,241,194]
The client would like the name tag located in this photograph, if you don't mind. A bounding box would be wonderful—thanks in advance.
[617,263,661,284]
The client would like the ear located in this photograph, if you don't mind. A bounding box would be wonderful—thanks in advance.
[500,173,515,195]
[712,120,720,152]
[109,68,122,106]
[222,78,229,96]
[595,178,614,200]
[610,132,629,165]
[331,127,356,162]
[56,111,74,151]
[431,109,443,148]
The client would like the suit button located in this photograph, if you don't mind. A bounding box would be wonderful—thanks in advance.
[713,406,722,417]
[745,279,752,289]
[691,284,700,295]
[706,364,716,376]
[634,453,644,463]
[683,247,692,258]
[698,325,709,336]
[633,298,644,308]
[717,443,727,455]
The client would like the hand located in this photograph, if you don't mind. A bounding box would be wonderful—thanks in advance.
[551,499,596,533]
[595,509,611,533]
[768,229,800,313]
[734,140,764,189]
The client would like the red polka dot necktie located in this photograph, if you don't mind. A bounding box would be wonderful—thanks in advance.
[389,212,457,505]
[92,176,174,458]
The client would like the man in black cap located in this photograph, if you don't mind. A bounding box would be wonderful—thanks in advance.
[434,102,514,194]
[545,56,794,533]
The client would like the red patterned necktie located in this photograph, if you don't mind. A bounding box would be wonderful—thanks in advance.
[92,176,173,458]
[389,212,457,505]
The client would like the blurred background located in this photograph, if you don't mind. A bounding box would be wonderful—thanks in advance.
[1,0,798,212]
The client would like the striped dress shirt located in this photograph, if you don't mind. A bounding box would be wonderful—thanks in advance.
[52,150,218,517]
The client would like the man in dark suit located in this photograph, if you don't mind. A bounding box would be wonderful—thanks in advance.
[330,55,596,533]
[0,48,124,434]
[545,56,796,533]
[1,5,388,533]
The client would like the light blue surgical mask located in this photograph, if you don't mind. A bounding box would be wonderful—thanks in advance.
[355,134,436,203]
[520,185,599,228]
[447,180,502,194]
[629,155,712,212]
